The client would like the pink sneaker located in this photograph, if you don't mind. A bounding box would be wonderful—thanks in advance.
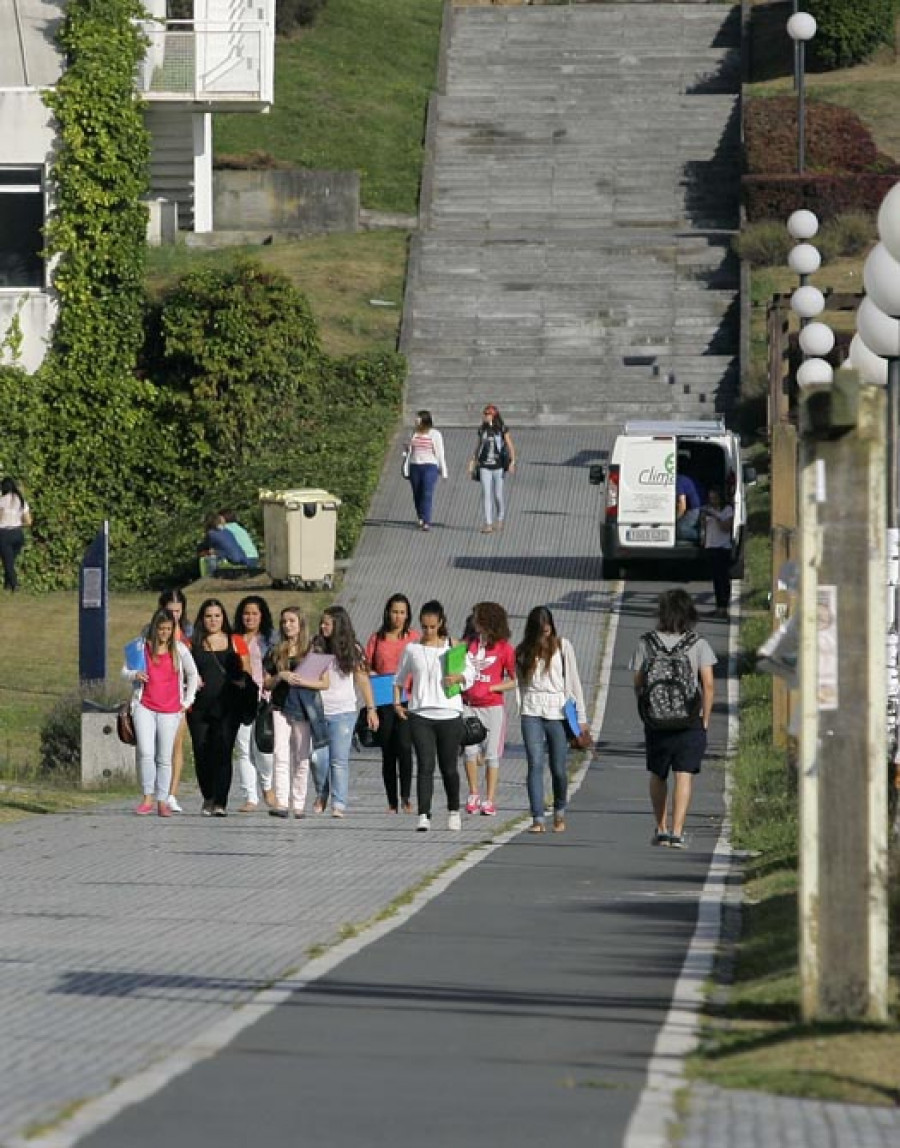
[480,800,497,817]
[465,793,481,815]
[157,801,173,818]
[134,799,155,816]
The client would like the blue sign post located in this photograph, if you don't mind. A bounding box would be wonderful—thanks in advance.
[79,522,108,685]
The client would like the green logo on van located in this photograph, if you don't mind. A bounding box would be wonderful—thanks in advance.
[665,451,675,476]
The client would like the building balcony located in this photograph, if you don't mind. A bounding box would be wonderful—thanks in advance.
[137,20,274,110]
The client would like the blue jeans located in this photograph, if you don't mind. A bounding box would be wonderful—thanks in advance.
[479,467,505,526]
[521,715,569,821]
[311,710,355,811]
[409,463,440,526]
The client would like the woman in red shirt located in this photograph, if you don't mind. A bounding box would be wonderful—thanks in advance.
[462,601,517,816]
[123,609,199,818]
[364,594,420,813]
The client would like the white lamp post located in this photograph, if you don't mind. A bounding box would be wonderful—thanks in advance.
[799,321,835,359]
[791,284,825,320]
[788,209,820,241]
[786,12,817,174]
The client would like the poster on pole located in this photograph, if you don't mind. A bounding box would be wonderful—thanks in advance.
[816,584,838,711]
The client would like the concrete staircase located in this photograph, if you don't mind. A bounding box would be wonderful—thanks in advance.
[401,3,742,426]
[145,105,196,231]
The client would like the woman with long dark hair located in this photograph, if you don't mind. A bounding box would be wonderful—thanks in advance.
[263,607,330,819]
[0,476,31,591]
[186,598,252,817]
[123,609,198,817]
[461,601,516,817]
[516,606,587,834]
[233,595,276,811]
[157,587,192,813]
[393,600,475,833]
[364,594,420,813]
[468,404,516,533]
[311,605,378,817]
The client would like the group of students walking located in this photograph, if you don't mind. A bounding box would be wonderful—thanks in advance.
[123,589,590,835]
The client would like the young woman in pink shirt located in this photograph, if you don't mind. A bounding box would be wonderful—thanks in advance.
[364,593,421,813]
[462,602,517,816]
[123,609,199,818]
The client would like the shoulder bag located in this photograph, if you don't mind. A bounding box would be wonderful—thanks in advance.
[116,702,136,746]
[254,700,274,754]
[459,712,488,747]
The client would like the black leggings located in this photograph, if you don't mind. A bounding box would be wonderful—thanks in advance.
[378,703,413,809]
[409,712,462,816]
[187,708,241,808]
[707,547,732,608]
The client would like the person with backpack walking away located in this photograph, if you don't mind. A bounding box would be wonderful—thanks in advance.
[630,589,716,849]
[468,404,516,534]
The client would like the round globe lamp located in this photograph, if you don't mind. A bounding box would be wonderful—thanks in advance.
[864,243,900,319]
[799,321,835,358]
[789,243,821,276]
[857,296,900,359]
[849,333,888,386]
[786,12,817,41]
[791,285,825,319]
[796,358,833,388]
[876,182,900,264]
[787,209,819,241]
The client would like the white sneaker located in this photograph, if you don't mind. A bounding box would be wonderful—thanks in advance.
[447,811,461,832]
[166,795,182,813]
[417,814,430,832]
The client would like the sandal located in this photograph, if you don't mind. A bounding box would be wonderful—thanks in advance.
[528,821,546,834]
[552,815,566,833]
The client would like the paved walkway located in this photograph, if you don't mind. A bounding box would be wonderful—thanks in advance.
[2,429,899,1146]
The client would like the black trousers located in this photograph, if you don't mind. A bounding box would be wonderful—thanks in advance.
[408,712,462,816]
[707,547,732,608]
[377,703,414,808]
[0,527,24,590]
[187,707,241,807]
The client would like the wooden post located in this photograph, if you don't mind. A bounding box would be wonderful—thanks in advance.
[799,380,889,1022]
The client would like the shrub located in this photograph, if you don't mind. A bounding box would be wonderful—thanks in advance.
[744,96,896,176]
[817,211,876,260]
[732,222,793,267]
[743,172,899,223]
[807,0,898,69]
[275,0,328,36]
[39,694,83,775]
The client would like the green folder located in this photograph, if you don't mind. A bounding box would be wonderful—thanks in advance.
[442,642,467,698]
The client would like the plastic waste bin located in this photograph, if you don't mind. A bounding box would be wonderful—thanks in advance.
[259,488,341,589]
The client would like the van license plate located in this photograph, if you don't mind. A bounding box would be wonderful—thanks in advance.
[626,528,669,543]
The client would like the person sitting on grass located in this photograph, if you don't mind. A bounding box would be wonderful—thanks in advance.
[201,513,255,570]
[219,509,260,568]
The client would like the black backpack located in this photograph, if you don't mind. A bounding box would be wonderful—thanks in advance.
[637,631,701,731]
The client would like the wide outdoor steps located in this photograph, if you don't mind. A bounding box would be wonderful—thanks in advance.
[402,3,742,426]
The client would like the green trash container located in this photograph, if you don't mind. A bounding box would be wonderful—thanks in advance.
[258,488,341,589]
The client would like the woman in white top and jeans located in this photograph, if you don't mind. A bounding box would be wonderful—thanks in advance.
[394,600,476,832]
[311,606,378,817]
[516,605,588,834]
[406,410,447,531]
[0,477,31,592]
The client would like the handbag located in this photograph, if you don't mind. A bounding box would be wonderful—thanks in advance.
[354,705,380,749]
[254,700,274,754]
[231,672,260,725]
[116,702,136,746]
[459,712,487,747]
[563,697,592,749]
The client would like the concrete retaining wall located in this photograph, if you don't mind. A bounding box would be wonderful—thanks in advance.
[213,169,359,234]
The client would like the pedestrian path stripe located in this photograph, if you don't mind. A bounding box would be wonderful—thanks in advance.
[622,608,738,1148]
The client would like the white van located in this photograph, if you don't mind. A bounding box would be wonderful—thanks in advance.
[588,419,755,579]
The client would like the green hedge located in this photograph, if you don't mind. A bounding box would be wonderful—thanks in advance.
[808,0,899,69]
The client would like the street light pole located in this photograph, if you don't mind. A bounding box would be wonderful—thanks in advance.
[787,12,817,175]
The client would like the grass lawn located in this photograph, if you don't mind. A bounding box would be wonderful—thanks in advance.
[146,230,408,357]
[213,0,445,214]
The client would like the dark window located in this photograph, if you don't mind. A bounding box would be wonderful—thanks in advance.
[0,168,44,288]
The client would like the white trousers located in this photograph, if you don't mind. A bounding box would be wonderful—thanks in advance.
[272,709,312,812]
[233,720,274,803]
[133,703,182,801]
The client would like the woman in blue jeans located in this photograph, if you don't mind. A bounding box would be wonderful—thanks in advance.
[311,606,378,817]
[406,410,447,531]
[515,606,588,834]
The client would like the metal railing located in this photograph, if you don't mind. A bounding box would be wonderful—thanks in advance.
[136,21,273,104]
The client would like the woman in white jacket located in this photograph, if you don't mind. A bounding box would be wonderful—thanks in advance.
[394,600,475,832]
[122,608,199,818]
[406,410,447,531]
[516,605,588,834]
